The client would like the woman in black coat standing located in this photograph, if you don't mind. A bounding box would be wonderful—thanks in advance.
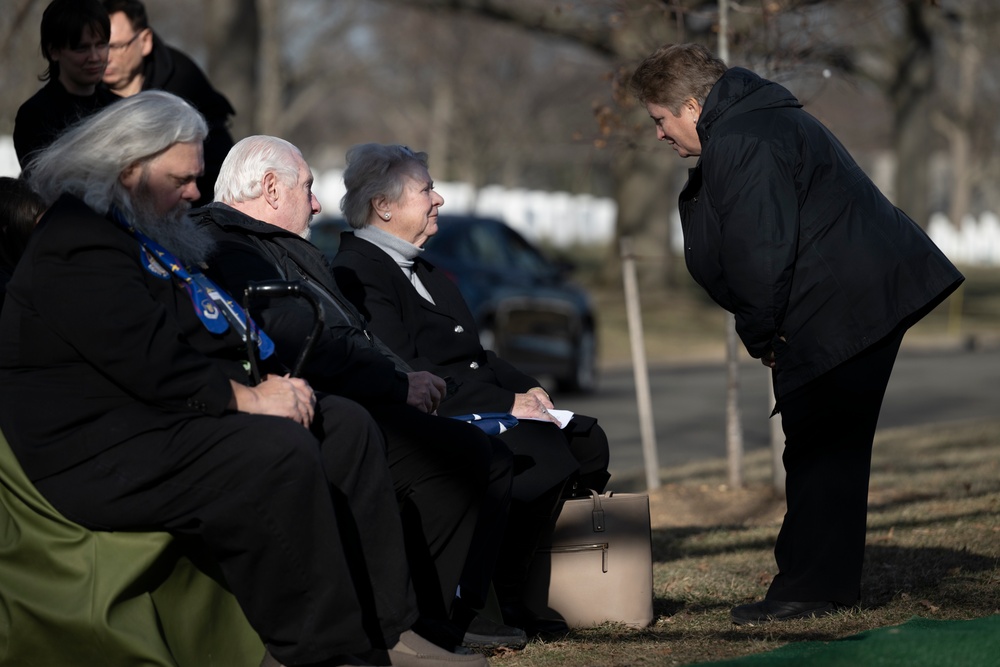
[630,43,963,625]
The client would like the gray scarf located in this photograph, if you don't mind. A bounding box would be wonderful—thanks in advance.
[355,225,436,304]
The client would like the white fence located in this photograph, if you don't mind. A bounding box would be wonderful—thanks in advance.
[928,212,1000,266]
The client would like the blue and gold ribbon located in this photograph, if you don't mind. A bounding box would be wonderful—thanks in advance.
[110,207,274,359]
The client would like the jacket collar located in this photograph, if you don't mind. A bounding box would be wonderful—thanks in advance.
[194,201,298,240]
[697,67,802,146]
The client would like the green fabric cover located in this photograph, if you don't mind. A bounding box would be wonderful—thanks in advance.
[698,615,1000,666]
[0,430,264,666]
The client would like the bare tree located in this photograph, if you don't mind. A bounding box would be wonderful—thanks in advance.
[7,0,998,234]
[373,0,714,287]
[929,1,998,228]
[0,0,48,137]
[205,0,259,141]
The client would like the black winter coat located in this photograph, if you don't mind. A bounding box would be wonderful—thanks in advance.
[0,195,262,480]
[332,233,540,416]
[13,80,118,168]
[195,203,410,406]
[680,67,963,397]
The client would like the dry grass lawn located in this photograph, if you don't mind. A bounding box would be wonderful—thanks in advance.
[490,418,1000,667]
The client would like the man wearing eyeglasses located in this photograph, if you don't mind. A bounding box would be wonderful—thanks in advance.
[13,0,118,169]
[102,0,235,206]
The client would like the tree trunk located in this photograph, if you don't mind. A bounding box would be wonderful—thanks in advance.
[935,21,981,231]
[205,0,259,141]
[607,143,679,288]
[888,0,935,225]
[255,0,283,136]
[725,316,744,489]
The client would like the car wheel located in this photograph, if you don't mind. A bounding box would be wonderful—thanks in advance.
[558,327,597,394]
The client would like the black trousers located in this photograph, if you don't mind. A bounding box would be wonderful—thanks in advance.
[767,326,905,606]
[366,403,513,617]
[493,415,612,594]
[36,395,417,665]
[499,414,611,504]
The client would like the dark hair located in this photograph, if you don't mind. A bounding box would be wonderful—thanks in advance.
[39,0,111,82]
[0,177,45,271]
[630,43,728,114]
[101,0,149,32]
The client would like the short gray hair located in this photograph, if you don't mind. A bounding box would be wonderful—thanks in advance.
[340,143,429,229]
[25,90,207,216]
[214,135,303,204]
[630,43,728,114]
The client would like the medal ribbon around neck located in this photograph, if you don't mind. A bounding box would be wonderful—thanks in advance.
[110,207,275,360]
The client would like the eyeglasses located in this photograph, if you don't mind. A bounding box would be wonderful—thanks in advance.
[109,32,142,52]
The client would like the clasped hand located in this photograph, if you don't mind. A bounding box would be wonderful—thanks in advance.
[405,371,446,414]
[231,375,316,427]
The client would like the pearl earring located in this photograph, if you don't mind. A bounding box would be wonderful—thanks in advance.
[384,213,390,220]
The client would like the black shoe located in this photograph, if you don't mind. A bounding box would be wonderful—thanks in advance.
[498,600,569,637]
[731,599,838,626]
[460,612,527,651]
[451,598,528,651]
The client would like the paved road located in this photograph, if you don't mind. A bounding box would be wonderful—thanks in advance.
[556,346,1000,480]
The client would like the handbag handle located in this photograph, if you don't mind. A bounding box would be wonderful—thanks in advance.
[582,489,605,532]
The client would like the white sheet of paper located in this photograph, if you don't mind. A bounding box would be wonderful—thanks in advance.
[523,408,574,429]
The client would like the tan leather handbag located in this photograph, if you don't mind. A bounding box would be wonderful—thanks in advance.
[522,490,654,629]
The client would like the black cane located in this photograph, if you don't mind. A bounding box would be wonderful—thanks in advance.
[243,280,324,380]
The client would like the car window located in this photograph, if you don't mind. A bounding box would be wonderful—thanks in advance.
[309,218,350,261]
[429,226,474,262]
[498,226,551,276]
[455,223,506,270]
[429,218,554,278]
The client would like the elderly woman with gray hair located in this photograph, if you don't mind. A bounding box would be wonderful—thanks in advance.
[331,143,611,633]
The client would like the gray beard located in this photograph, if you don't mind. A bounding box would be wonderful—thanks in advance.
[128,193,215,267]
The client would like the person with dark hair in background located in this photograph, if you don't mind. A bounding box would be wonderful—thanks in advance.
[629,43,964,626]
[0,177,46,312]
[330,143,612,634]
[13,0,118,168]
[102,0,235,206]
[2,90,487,667]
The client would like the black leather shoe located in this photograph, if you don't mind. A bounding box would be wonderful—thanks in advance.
[498,600,569,637]
[730,599,838,625]
[461,613,528,651]
[451,598,528,650]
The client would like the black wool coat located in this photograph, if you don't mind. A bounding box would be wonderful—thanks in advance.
[680,67,964,398]
[195,203,410,406]
[0,195,261,480]
[13,80,118,168]
[332,233,539,417]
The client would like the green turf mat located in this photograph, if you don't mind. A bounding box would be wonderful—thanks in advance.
[698,615,1000,666]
